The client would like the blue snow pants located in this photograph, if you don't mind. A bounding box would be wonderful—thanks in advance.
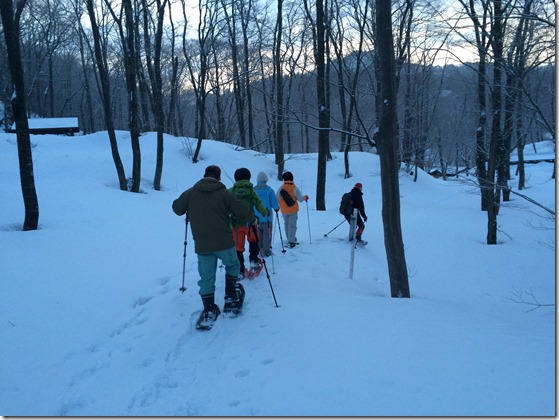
[196,246,240,296]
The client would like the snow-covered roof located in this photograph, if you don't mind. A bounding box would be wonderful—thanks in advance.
[511,140,555,163]
[11,117,79,129]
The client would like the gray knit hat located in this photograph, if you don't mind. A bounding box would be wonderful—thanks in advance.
[256,172,268,183]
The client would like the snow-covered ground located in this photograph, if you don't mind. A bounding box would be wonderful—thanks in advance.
[0,132,555,416]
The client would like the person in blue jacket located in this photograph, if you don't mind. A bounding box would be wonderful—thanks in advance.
[254,171,279,257]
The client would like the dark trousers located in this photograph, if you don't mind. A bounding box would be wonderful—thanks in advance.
[345,213,365,239]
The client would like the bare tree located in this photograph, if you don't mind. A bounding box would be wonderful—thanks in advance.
[0,0,39,230]
[457,0,491,211]
[28,0,74,117]
[85,0,127,191]
[220,0,247,147]
[252,3,274,153]
[510,0,555,186]
[140,0,168,190]
[375,0,410,297]
[73,0,96,134]
[502,0,533,196]
[182,0,216,163]
[303,0,329,211]
[273,0,285,178]
[486,0,505,245]
[104,0,142,193]
[165,6,181,137]
[237,0,256,148]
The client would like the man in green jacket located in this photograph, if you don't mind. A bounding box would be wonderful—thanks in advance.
[172,165,257,329]
[230,167,269,278]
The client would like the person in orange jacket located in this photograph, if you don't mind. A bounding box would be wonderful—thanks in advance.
[276,171,308,248]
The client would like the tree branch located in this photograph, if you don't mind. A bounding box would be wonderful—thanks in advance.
[507,289,555,312]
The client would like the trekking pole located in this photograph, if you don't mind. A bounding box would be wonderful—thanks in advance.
[261,259,279,307]
[275,210,286,253]
[268,223,276,274]
[324,219,346,237]
[302,180,312,244]
[180,215,189,293]
[349,209,357,279]
[305,200,312,244]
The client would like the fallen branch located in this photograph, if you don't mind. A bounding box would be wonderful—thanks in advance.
[507,289,555,312]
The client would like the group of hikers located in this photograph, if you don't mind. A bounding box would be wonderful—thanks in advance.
[172,165,367,329]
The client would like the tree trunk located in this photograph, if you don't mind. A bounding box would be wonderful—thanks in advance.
[239,0,255,149]
[500,70,516,202]
[48,53,54,117]
[506,0,533,196]
[86,0,127,191]
[487,0,504,245]
[149,0,167,191]
[516,128,526,190]
[274,0,285,179]
[256,15,273,154]
[120,0,142,192]
[211,42,226,142]
[77,28,95,134]
[0,0,39,231]
[459,0,490,211]
[375,0,410,298]
[221,0,246,147]
[315,0,328,211]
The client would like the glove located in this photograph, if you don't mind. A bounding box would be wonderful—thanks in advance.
[251,218,259,227]
[303,195,309,201]
[266,209,270,217]
[364,216,368,222]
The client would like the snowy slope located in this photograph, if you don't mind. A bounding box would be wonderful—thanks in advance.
[0,132,555,416]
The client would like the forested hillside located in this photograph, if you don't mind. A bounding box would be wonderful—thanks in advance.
[0,0,554,172]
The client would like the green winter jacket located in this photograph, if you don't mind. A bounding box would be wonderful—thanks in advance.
[172,177,255,253]
[229,179,269,227]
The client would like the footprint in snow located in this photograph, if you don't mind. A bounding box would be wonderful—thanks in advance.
[133,296,152,308]
[234,368,250,378]
[158,276,171,285]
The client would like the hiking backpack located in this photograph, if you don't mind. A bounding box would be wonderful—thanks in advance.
[339,192,353,217]
[280,188,296,207]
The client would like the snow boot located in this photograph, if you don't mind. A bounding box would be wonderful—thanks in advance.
[196,294,221,330]
[224,275,245,316]
[356,233,367,246]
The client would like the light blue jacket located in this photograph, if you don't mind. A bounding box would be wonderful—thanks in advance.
[254,182,279,223]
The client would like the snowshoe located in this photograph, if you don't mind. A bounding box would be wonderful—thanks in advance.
[286,242,299,249]
[224,283,245,316]
[246,259,264,280]
[356,239,368,246]
[195,304,221,330]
